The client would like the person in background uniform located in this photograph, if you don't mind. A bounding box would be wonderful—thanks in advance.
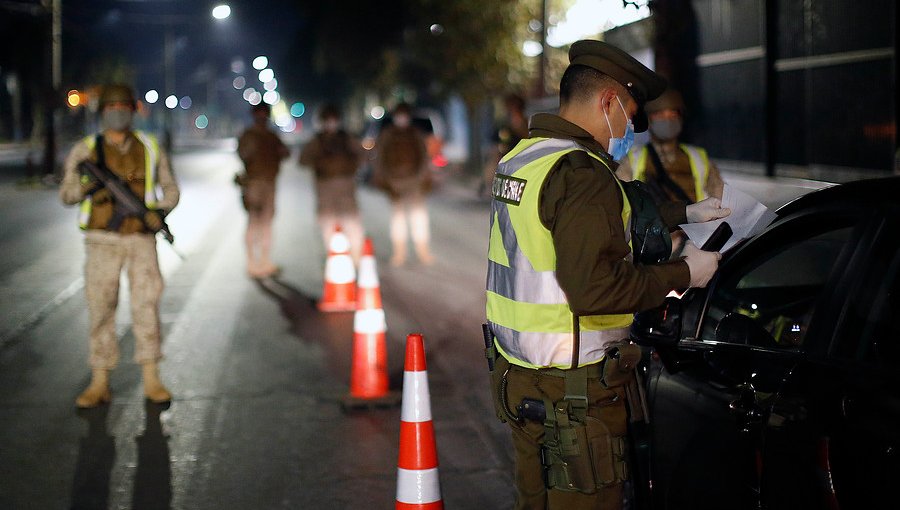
[299,105,364,261]
[372,103,434,266]
[482,93,531,197]
[616,87,724,202]
[237,103,290,278]
[59,83,179,408]
[484,41,730,509]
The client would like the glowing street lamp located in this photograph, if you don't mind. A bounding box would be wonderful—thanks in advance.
[212,4,231,20]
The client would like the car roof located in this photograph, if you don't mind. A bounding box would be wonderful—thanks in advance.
[776,176,900,217]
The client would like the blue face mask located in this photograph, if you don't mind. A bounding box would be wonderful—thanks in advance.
[604,96,634,162]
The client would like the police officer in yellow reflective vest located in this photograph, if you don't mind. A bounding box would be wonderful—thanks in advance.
[617,87,724,202]
[485,41,731,510]
[60,84,179,408]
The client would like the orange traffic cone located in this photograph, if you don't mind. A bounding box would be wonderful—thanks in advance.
[318,225,356,312]
[395,333,443,510]
[342,239,400,409]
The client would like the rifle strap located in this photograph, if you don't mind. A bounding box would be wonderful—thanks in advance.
[646,144,693,204]
[95,135,106,169]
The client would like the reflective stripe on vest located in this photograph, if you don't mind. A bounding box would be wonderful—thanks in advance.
[486,138,632,369]
[630,144,710,201]
[78,131,162,229]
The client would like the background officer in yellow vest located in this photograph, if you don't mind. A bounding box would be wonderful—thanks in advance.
[485,41,729,509]
[60,84,179,408]
[616,87,724,202]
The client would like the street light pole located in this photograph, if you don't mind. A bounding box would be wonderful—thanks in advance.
[42,0,61,178]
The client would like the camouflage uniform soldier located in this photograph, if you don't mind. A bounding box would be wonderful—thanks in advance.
[299,105,364,261]
[60,84,179,408]
[237,103,290,278]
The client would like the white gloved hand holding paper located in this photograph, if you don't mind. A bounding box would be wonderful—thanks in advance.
[679,184,777,253]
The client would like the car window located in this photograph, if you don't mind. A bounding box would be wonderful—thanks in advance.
[700,225,854,349]
[832,221,900,366]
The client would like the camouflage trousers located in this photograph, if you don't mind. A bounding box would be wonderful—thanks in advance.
[84,231,164,369]
[316,177,363,261]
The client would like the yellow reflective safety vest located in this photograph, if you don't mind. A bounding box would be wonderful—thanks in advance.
[78,131,162,229]
[486,138,632,369]
[628,143,710,201]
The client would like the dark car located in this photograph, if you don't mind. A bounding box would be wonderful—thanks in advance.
[628,177,900,510]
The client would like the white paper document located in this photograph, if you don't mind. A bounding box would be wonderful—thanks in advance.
[678,183,778,253]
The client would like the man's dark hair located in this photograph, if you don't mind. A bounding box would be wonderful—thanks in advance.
[251,103,271,115]
[559,64,619,105]
[319,103,341,120]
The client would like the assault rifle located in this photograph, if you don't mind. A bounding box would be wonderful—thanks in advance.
[77,160,175,245]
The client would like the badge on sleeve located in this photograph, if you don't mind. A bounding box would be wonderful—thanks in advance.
[492,174,527,206]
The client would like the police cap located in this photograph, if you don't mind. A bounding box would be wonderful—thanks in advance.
[99,84,136,110]
[568,40,667,132]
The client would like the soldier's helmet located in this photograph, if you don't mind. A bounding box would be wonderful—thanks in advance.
[645,88,685,116]
[98,84,137,110]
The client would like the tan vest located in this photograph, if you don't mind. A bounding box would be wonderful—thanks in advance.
[83,134,153,234]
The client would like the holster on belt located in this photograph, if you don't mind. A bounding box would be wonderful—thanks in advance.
[603,342,649,424]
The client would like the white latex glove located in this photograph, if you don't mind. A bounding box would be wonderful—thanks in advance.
[682,241,721,288]
[686,197,731,223]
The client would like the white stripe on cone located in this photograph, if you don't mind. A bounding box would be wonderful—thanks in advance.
[400,371,432,423]
[353,309,386,334]
[324,254,355,284]
[357,256,379,288]
[396,467,441,504]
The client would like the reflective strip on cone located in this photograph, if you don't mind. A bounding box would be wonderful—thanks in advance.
[396,467,442,508]
[325,253,356,284]
[354,309,386,334]
[358,255,380,288]
[400,370,432,422]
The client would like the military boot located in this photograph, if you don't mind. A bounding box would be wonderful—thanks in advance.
[141,363,172,404]
[76,369,111,408]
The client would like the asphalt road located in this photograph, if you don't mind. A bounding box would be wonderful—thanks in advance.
[0,147,515,509]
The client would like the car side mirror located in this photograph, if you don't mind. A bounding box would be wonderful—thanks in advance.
[715,313,777,346]
[631,296,682,348]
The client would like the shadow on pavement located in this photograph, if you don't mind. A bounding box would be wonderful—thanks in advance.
[70,406,116,510]
[132,401,172,510]
[254,277,407,394]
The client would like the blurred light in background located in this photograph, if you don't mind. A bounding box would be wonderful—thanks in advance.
[66,90,82,107]
[263,79,277,91]
[258,68,274,83]
[243,88,256,101]
[430,24,444,35]
[231,58,245,74]
[165,95,178,109]
[145,90,159,104]
[179,96,192,109]
[262,91,279,105]
[522,40,543,57]
[212,4,231,20]
[248,91,262,105]
[290,102,305,117]
[370,105,385,119]
[195,114,209,129]
[252,56,268,70]
[233,76,246,89]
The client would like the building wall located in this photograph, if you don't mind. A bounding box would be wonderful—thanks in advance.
[690,0,896,175]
